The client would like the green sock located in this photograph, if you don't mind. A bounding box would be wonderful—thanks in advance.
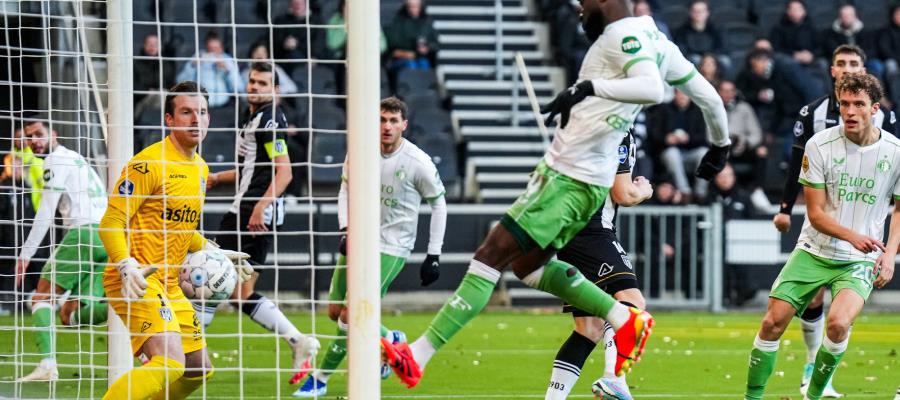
[317,324,391,381]
[424,271,497,350]
[806,346,844,400]
[32,304,54,357]
[531,260,618,318]
[73,301,108,325]
[745,347,778,400]
[380,325,389,338]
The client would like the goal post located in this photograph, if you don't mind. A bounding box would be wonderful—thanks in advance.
[345,0,382,397]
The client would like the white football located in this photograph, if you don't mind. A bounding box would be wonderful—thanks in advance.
[179,249,238,303]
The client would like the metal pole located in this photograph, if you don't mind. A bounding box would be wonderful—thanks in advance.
[346,0,381,397]
[494,0,503,80]
[710,203,724,312]
[106,0,134,385]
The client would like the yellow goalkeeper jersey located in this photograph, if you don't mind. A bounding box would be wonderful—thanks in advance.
[108,135,208,284]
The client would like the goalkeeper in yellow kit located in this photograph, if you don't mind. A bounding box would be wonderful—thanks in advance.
[100,81,251,400]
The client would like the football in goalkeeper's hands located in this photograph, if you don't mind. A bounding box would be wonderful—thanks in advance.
[179,250,238,303]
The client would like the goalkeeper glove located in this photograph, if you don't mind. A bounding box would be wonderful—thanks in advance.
[116,258,156,301]
[204,241,254,283]
[695,144,731,181]
[419,254,440,287]
[338,227,347,256]
[540,80,594,129]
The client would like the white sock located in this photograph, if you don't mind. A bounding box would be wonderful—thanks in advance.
[410,337,437,369]
[606,303,631,331]
[250,296,302,343]
[39,357,56,369]
[192,303,217,330]
[754,334,780,352]
[603,322,617,379]
[545,360,580,400]
[800,316,824,363]
[822,335,848,354]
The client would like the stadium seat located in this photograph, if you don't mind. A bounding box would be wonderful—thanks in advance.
[133,0,161,22]
[710,7,748,25]
[311,102,346,131]
[756,5,785,35]
[410,108,453,137]
[199,132,236,173]
[168,25,215,59]
[162,0,216,23]
[289,62,312,94]
[310,65,337,95]
[216,0,264,25]
[721,22,758,53]
[809,7,835,31]
[396,69,438,97]
[414,132,459,187]
[227,27,270,62]
[310,133,347,185]
[402,92,443,112]
[658,6,688,33]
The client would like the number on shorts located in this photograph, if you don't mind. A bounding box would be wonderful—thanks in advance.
[850,264,872,289]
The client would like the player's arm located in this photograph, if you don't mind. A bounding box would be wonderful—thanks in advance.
[15,184,63,286]
[874,201,900,288]
[774,108,814,232]
[207,169,237,189]
[247,135,293,232]
[417,162,447,287]
[611,173,653,206]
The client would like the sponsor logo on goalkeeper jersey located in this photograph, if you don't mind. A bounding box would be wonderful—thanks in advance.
[621,36,642,54]
[837,173,877,204]
[162,205,201,223]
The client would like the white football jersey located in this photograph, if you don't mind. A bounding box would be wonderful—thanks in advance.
[797,126,900,262]
[343,140,445,258]
[544,15,696,187]
[20,145,108,260]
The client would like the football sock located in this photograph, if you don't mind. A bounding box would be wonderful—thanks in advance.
[603,322,617,379]
[152,369,214,400]
[800,305,824,364]
[745,335,779,400]
[315,320,349,382]
[103,356,184,400]
[32,302,54,358]
[421,260,500,364]
[522,260,626,328]
[241,292,302,344]
[807,335,847,400]
[545,331,596,400]
[192,303,217,330]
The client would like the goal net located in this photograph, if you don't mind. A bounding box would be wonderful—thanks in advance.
[0,0,381,398]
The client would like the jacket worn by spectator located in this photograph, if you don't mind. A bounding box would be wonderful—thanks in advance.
[770,14,818,62]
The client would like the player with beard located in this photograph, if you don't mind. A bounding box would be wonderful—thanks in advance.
[204,62,320,377]
[382,0,731,389]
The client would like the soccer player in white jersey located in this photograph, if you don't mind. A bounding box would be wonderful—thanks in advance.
[383,0,731,389]
[14,116,109,381]
[744,73,898,400]
[293,96,447,397]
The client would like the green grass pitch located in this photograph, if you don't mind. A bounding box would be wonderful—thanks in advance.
[1,311,898,399]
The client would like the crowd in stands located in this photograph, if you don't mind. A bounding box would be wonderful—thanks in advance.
[544,0,900,212]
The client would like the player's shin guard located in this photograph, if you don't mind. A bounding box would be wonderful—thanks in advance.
[423,260,500,353]
[800,305,824,364]
[152,369,214,400]
[32,303,54,359]
[316,320,349,382]
[103,356,184,400]
[522,260,620,324]
[745,335,779,400]
[807,336,847,400]
[545,331,596,400]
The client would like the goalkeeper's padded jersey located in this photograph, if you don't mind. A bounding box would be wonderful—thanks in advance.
[108,135,208,283]
[544,15,696,187]
[797,125,900,262]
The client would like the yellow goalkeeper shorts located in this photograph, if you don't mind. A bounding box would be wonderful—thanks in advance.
[103,267,205,356]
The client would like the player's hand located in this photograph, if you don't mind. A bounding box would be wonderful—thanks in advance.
[540,80,594,129]
[846,232,885,253]
[695,144,731,180]
[338,227,347,256]
[633,176,653,201]
[772,213,791,233]
[247,204,269,233]
[874,252,895,289]
[15,258,30,288]
[419,254,440,286]
[117,258,157,301]
[206,172,218,190]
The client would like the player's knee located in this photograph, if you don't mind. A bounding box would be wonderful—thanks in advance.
[760,314,788,338]
[825,317,851,341]
[327,304,343,321]
[574,319,606,343]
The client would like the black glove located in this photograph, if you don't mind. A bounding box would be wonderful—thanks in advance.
[338,227,347,256]
[419,254,440,287]
[540,80,594,129]
[695,144,731,181]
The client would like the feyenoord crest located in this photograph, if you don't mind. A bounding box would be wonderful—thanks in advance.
[877,158,892,173]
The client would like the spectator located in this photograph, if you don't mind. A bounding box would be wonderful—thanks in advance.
[549,0,591,85]
[272,0,324,71]
[820,4,881,78]
[240,42,299,94]
[717,80,770,208]
[324,0,388,93]
[634,0,671,40]
[735,48,814,141]
[673,0,727,69]
[769,0,818,67]
[176,31,242,108]
[707,163,759,306]
[699,53,722,86]
[877,4,900,77]
[134,33,175,103]
[648,89,709,202]
[386,0,439,73]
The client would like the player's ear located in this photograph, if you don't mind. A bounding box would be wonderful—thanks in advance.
[871,99,880,116]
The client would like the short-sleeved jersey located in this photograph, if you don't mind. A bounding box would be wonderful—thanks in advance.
[40,145,107,226]
[229,102,289,226]
[797,126,900,262]
[544,16,696,187]
[343,140,445,258]
[109,136,209,281]
[581,132,635,234]
[792,93,896,150]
